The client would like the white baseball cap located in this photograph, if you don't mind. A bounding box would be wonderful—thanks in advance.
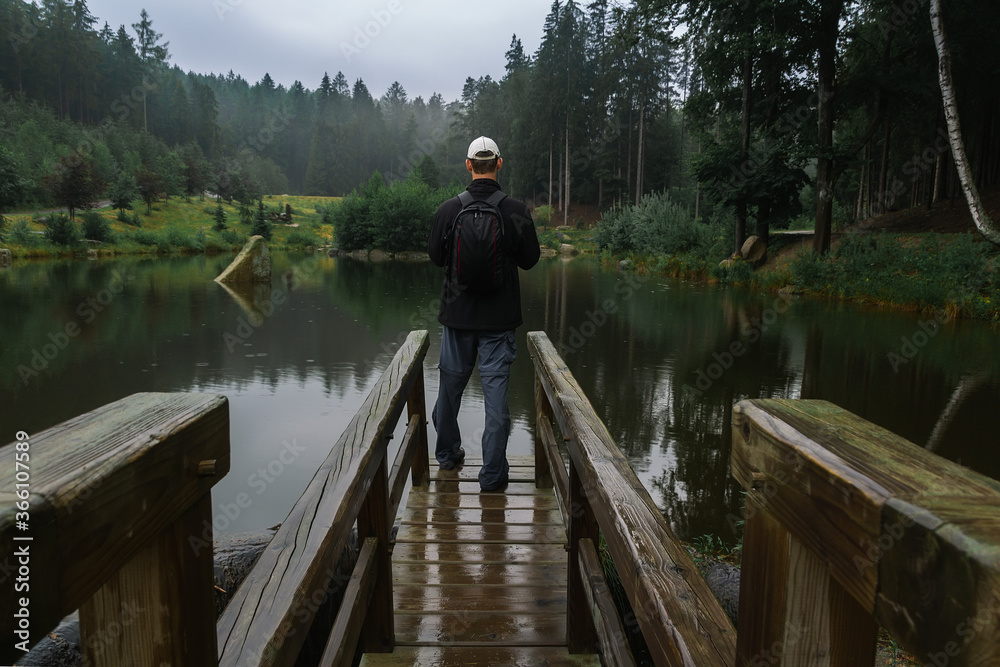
[467,136,501,160]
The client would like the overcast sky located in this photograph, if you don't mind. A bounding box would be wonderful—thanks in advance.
[83,0,552,103]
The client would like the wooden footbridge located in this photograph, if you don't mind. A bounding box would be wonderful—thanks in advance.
[3,330,1000,666]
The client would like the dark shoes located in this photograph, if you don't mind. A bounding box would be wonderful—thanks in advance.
[480,478,509,493]
[438,447,465,471]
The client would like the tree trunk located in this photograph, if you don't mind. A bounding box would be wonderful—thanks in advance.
[855,142,867,222]
[635,101,645,206]
[930,0,1000,245]
[564,114,571,227]
[736,53,752,254]
[813,0,842,254]
[877,118,892,214]
[548,136,554,210]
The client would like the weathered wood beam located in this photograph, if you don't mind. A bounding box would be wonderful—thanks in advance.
[733,399,1000,665]
[0,392,229,667]
[579,537,637,667]
[217,330,428,667]
[388,414,421,524]
[528,331,737,667]
[319,537,377,667]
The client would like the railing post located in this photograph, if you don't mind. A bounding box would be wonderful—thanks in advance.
[407,367,429,488]
[357,449,394,654]
[566,458,599,654]
[534,371,554,489]
[80,494,219,666]
[736,490,877,666]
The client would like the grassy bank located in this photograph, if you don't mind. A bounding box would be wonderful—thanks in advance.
[600,231,1000,323]
[1,194,338,258]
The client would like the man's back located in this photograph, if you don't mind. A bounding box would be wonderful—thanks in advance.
[428,177,540,331]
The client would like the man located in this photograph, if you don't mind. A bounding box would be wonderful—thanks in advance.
[427,136,541,492]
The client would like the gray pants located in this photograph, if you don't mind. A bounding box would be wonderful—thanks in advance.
[432,326,515,490]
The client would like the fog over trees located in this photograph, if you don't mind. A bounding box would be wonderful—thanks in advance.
[2,0,999,251]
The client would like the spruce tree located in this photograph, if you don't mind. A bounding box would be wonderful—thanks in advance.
[214,201,227,231]
[252,200,271,240]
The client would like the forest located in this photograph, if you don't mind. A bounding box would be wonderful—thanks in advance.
[1,0,1000,255]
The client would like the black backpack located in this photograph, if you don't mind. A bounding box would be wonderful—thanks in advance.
[447,190,508,292]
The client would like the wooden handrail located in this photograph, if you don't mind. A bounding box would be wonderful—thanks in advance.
[217,330,429,667]
[528,331,737,667]
[732,399,1000,665]
[0,392,230,666]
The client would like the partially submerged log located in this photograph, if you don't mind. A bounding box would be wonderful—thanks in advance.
[215,236,271,284]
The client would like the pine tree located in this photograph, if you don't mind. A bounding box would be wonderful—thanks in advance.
[252,199,271,240]
[214,201,227,231]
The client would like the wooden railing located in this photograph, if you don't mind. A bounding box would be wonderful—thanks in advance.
[528,331,738,667]
[0,393,230,666]
[733,399,1000,666]
[217,329,429,667]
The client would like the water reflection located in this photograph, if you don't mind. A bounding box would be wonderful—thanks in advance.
[1,254,997,543]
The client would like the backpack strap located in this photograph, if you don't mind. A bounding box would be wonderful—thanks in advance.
[486,190,507,208]
[457,191,475,207]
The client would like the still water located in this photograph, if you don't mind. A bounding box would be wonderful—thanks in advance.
[2,253,998,544]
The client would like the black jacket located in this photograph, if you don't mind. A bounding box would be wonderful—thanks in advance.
[427,178,540,331]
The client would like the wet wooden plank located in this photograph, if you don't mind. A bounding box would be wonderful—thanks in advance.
[395,523,565,545]
[392,540,566,565]
[424,480,539,495]
[393,562,567,587]
[360,645,601,666]
[404,490,558,510]
[394,585,565,613]
[393,612,566,645]
[400,507,563,526]
[428,467,535,483]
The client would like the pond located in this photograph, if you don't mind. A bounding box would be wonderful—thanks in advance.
[2,253,998,545]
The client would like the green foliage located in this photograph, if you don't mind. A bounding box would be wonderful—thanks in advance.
[711,259,755,286]
[251,200,272,240]
[411,155,440,189]
[0,146,29,215]
[533,204,554,227]
[789,233,1000,318]
[164,227,203,252]
[219,229,246,246]
[214,202,227,231]
[109,171,139,214]
[285,229,319,247]
[330,172,443,252]
[131,230,160,246]
[597,192,716,257]
[80,211,113,243]
[45,154,105,218]
[44,214,80,246]
[10,219,35,246]
[136,169,163,215]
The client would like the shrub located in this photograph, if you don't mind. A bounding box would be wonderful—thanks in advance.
[285,229,319,247]
[331,172,445,252]
[220,229,245,246]
[165,226,203,252]
[80,210,113,243]
[533,204,554,227]
[44,214,80,246]
[132,229,160,246]
[10,219,34,246]
[251,201,272,240]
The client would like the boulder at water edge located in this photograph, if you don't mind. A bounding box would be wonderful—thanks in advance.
[0,249,11,268]
[215,235,271,284]
[740,235,767,266]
